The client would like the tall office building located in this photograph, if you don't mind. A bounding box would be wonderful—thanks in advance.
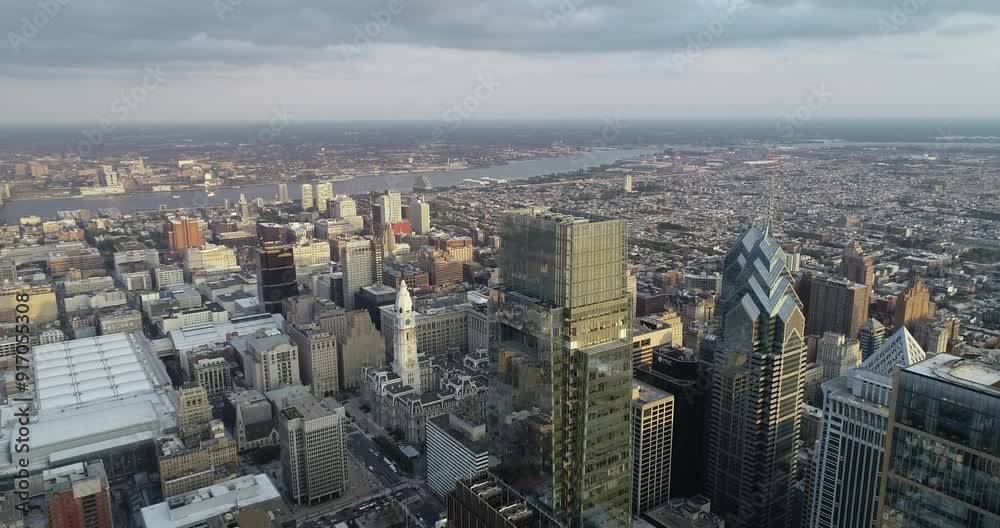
[802,275,869,339]
[876,353,1000,527]
[410,199,431,235]
[707,225,806,528]
[815,332,861,385]
[255,244,299,314]
[315,181,334,212]
[377,191,402,225]
[631,382,674,516]
[624,174,634,193]
[810,327,926,528]
[339,238,383,311]
[301,183,314,210]
[489,209,633,527]
[166,217,205,253]
[840,240,875,288]
[391,281,422,392]
[426,413,490,498]
[279,397,348,506]
[893,275,934,332]
[331,195,357,218]
[288,322,339,397]
[0,258,15,283]
[858,318,887,360]
[177,383,214,447]
[240,328,302,393]
[45,460,114,528]
[277,182,289,203]
[447,473,563,528]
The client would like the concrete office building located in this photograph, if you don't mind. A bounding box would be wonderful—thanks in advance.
[410,199,431,235]
[301,183,314,211]
[815,332,862,385]
[192,357,231,398]
[426,413,490,498]
[802,275,869,339]
[45,460,114,528]
[140,473,283,528]
[489,209,634,527]
[315,182,334,212]
[331,195,356,218]
[380,299,472,360]
[336,309,386,391]
[156,422,238,498]
[279,397,348,506]
[858,318,886,360]
[810,327,926,528]
[632,382,674,516]
[876,353,1000,528]
[339,237,383,311]
[237,328,301,393]
[288,322,339,397]
[155,265,186,290]
[893,275,934,332]
[707,225,806,528]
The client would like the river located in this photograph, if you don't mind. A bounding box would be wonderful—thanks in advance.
[0,149,657,221]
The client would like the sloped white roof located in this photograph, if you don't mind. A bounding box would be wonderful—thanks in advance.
[32,333,158,411]
[861,326,927,376]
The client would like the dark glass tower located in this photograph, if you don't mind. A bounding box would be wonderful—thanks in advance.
[489,209,633,528]
[706,226,807,528]
[255,243,299,314]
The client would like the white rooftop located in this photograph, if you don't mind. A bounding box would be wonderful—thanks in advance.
[32,333,167,411]
[168,313,284,353]
[140,474,280,528]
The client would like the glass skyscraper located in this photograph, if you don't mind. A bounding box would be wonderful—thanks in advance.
[488,209,633,528]
[877,353,1000,528]
[707,225,807,528]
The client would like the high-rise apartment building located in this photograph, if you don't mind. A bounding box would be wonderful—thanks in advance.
[802,275,869,339]
[166,217,205,253]
[288,322,339,397]
[278,182,290,203]
[45,460,114,528]
[489,209,633,527]
[810,327,926,528]
[893,275,934,332]
[426,413,490,498]
[339,238,383,311]
[255,244,299,314]
[632,382,674,516]
[858,318,887,360]
[279,397,348,506]
[707,225,806,528]
[301,183,314,210]
[410,199,431,234]
[315,182,334,212]
[876,353,1000,527]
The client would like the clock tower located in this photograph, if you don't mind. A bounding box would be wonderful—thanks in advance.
[391,280,422,393]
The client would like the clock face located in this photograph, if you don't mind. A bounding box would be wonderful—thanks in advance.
[404,318,413,326]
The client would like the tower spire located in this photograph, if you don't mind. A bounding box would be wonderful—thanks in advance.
[766,171,776,235]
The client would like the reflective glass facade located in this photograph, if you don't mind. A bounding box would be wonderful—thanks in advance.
[489,210,633,528]
[878,356,1000,528]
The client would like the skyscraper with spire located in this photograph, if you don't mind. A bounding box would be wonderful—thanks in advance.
[707,225,807,528]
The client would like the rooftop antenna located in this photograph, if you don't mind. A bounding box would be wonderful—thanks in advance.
[765,171,776,235]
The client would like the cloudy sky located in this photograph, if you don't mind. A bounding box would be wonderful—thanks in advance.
[1,0,998,123]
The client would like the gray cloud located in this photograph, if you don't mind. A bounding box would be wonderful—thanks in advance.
[1,0,996,75]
